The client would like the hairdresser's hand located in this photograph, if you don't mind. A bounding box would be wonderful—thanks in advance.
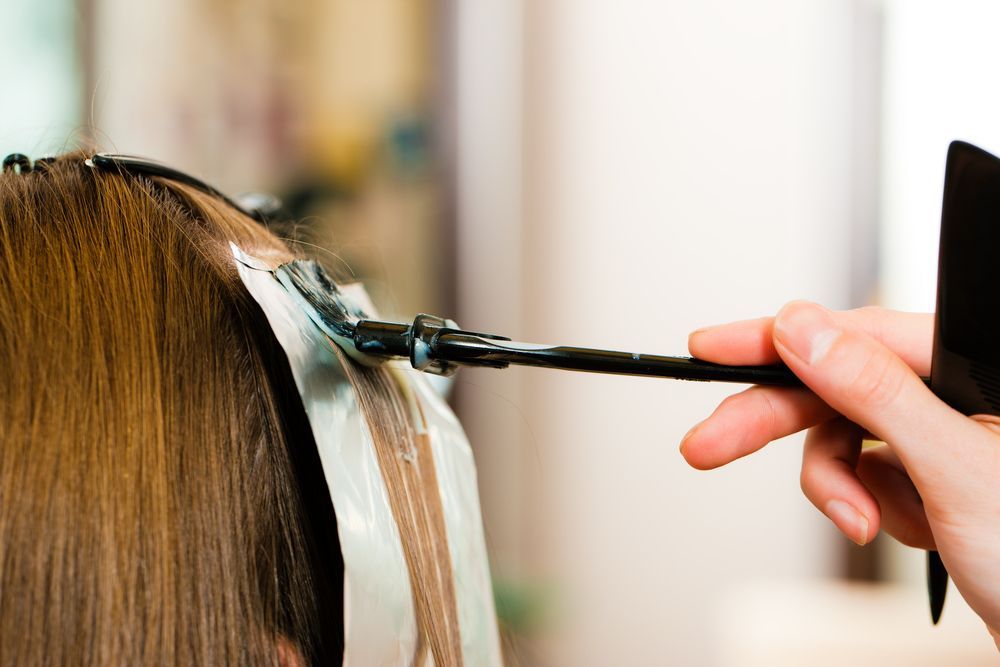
[680,301,1000,634]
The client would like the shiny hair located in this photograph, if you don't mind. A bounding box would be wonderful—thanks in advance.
[0,154,460,665]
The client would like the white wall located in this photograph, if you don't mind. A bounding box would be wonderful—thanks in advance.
[458,1,863,665]
[452,0,528,576]
[880,0,1000,312]
[521,3,858,664]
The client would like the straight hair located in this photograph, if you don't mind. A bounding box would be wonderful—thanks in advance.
[0,153,461,665]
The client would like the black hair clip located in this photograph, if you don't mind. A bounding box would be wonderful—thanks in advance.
[86,153,282,223]
[2,154,32,174]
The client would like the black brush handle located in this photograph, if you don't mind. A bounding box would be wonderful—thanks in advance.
[435,334,803,385]
[432,332,935,386]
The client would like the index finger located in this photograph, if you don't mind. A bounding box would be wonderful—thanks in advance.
[688,307,933,376]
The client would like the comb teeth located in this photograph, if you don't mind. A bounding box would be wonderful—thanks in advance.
[970,361,1000,412]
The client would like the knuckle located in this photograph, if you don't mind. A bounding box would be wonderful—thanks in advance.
[798,465,810,495]
[751,388,779,439]
[842,347,905,409]
[798,455,820,501]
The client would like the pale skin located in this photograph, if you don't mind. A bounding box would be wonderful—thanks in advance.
[679,300,1000,644]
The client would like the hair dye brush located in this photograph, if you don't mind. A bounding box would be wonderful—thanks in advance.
[79,152,924,392]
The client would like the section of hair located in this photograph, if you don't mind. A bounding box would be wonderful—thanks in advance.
[340,358,463,666]
[0,153,462,664]
[0,153,334,664]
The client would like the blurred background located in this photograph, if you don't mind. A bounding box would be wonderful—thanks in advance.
[4,0,1000,664]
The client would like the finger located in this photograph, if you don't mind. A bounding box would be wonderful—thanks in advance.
[772,300,992,489]
[800,418,879,546]
[680,385,835,469]
[856,446,935,550]
[840,307,935,376]
[688,316,780,365]
[689,307,933,375]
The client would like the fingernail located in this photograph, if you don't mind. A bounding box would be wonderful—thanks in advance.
[774,302,841,366]
[825,499,869,546]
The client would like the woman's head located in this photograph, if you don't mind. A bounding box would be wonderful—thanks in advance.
[0,153,460,664]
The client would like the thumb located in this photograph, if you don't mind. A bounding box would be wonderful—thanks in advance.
[772,300,990,487]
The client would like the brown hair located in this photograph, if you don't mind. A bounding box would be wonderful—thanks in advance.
[0,154,461,665]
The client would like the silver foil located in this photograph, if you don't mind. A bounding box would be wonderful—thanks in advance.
[232,245,501,666]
